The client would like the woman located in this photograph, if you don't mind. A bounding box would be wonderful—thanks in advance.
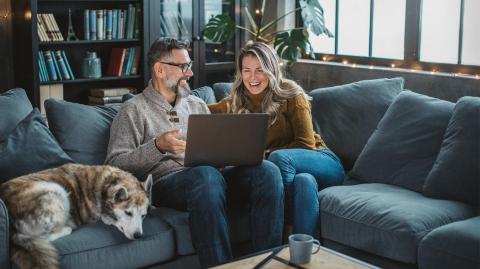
[208,41,344,237]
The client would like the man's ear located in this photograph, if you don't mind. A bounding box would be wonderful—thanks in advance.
[143,174,153,200]
[153,62,163,78]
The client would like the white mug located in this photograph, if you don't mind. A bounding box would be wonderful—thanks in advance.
[288,234,321,264]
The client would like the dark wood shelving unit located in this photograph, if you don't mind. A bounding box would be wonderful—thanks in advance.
[13,0,147,107]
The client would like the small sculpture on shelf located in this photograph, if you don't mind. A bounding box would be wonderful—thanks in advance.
[66,8,79,41]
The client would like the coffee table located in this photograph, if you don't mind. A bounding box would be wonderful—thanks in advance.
[212,245,380,269]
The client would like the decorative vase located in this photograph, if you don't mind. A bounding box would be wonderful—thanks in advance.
[82,51,102,78]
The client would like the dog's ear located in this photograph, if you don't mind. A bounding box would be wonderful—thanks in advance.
[114,186,128,203]
[143,174,153,200]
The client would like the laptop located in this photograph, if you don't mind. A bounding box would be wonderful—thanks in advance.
[184,113,269,167]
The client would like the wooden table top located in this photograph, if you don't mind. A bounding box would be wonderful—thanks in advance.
[212,245,380,269]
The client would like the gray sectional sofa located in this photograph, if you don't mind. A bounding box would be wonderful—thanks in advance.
[0,87,252,269]
[1,77,478,269]
[308,78,479,269]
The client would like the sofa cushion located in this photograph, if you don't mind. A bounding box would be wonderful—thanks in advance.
[45,99,120,165]
[190,86,216,104]
[149,207,196,256]
[418,216,480,269]
[309,78,404,170]
[0,88,33,140]
[349,91,454,192]
[52,207,176,269]
[0,109,73,183]
[212,82,232,101]
[423,96,480,206]
[319,183,477,263]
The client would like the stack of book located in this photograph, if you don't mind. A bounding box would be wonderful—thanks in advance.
[83,4,141,41]
[37,13,64,42]
[88,87,134,106]
[106,46,141,77]
[38,50,75,82]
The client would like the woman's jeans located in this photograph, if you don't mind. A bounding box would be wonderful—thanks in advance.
[268,148,344,237]
[151,160,284,268]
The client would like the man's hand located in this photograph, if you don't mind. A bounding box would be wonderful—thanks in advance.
[155,130,186,155]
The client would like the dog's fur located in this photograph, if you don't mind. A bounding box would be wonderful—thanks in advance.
[0,163,152,269]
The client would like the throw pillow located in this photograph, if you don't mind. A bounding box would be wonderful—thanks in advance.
[423,96,480,206]
[212,82,232,101]
[309,77,404,170]
[349,90,454,192]
[0,88,33,140]
[0,108,73,183]
[45,99,120,165]
[190,86,216,104]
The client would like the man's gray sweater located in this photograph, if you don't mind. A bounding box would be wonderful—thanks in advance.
[105,81,209,183]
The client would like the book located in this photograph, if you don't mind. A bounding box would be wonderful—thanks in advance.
[88,95,124,105]
[89,9,97,40]
[54,50,71,80]
[39,14,55,41]
[43,50,58,81]
[112,9,118,39]
[126,4,135,39]
[50,50,63,80]
[130,46,141,75]
[61,50,75,80]
[124,47,135,76]
[40,84,63,115]
[120,47,131,75]
[106,47,126,76]
[90,88,131,97]
[37,15,50,42]
[96,10,104,40]
[83,9,90,40]
[37,51,46,82]
[48,14,64,41]
[106,9,113,40]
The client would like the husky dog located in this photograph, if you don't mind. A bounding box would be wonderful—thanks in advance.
[0,163,153,269]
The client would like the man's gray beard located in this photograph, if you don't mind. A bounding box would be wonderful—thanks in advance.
[166,77,190,97]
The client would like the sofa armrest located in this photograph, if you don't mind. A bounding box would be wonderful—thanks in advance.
[0,198,10,269]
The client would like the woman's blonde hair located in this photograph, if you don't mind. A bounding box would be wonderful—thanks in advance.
[228,41,310,124]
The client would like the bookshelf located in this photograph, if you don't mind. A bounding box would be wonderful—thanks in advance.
[13,0,147,108]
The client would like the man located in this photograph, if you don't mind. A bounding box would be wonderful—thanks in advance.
[105,38,284,267]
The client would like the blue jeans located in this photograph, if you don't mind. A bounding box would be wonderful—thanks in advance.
[268,148,344,237]
[152,160,284,268]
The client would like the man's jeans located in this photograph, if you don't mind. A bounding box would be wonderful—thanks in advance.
[152,160,284,268]
[268,148,344,237]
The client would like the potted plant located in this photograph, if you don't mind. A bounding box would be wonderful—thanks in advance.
[204,0,333,61]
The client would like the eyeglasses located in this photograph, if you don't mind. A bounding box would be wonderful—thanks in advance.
[160,61,193,73]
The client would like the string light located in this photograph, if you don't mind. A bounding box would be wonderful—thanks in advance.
[255,9,260,14]
[308,59,478,79]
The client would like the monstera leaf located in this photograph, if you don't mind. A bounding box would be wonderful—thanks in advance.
[204,14,236,42]
[300,0,333,37]
[274,29,314,61]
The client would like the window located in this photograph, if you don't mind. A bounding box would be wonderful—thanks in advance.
[309,0,406,60]
[420,0,461,64]
[302,0,480,75]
